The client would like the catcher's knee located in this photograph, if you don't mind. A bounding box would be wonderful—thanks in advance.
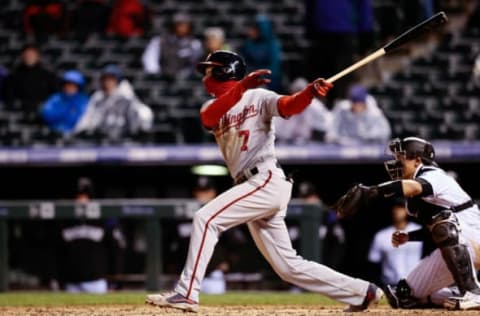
[430,212,459,248]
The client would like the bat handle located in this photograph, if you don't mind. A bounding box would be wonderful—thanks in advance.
[324,48,386,84]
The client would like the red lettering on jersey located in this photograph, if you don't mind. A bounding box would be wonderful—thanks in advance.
[220,104,259,130]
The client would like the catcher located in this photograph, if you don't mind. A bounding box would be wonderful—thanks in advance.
[334,137,480,310]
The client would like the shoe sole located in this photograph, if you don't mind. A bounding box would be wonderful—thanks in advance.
[444,299,480,310]
[145,297,198,313]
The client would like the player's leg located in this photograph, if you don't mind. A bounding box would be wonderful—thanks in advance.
[404,249,454,301]
[170,171,289,304]
[386,211,480,309]
[247,213,378,307]
[443,210,480,309]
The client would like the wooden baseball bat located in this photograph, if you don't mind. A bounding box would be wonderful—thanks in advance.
[324,11,448,84]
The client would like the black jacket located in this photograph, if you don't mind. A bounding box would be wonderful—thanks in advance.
[4,63,58,111]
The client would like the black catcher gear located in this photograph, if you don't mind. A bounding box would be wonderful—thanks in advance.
[430,211,480,295]
[197,50,246,81]
[332,184,374,219]
[385,137,436,180]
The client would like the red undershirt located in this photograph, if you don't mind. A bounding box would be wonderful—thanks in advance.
[200,79,314,129]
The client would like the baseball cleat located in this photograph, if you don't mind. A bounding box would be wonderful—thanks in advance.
[344,283,384,312]
[444,291,480,310]
[145,291,199,313]
[384,284,399,308]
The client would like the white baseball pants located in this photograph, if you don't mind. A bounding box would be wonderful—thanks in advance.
[174,164,370,305]
[406,207,480,301]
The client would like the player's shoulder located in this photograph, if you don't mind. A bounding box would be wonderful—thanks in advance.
[244,87,279,98]
[416,165,443,179]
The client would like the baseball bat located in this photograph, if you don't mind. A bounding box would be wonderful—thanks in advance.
[325,11,448,84]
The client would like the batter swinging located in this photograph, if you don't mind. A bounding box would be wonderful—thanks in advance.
[145,50,383,312]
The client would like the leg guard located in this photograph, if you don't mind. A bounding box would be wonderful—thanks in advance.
[430,211,480,295]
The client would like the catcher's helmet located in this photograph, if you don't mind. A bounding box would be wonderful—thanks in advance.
[384,137,436,180]
[197,50,246,81]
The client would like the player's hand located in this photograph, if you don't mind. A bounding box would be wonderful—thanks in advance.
[240,69,271,90]
[311,78,333,97]
[392,231,409,248]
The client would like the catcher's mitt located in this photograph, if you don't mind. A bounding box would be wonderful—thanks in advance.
[332,184,375,219]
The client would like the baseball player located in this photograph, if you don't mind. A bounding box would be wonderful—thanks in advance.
[336,137,480,310]
[146,50,383,312]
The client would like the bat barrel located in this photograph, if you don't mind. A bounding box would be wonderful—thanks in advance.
[383,11,448,53]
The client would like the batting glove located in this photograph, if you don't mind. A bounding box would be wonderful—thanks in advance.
[312,78,333,97]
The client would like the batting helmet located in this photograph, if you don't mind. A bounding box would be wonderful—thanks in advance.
[385,137,436,180]
[197,50,246,81]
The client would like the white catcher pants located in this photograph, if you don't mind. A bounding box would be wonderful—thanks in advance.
[406,206,480,302]
[175,162,370,304]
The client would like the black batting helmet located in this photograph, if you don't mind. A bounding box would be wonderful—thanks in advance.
[197,50,246,81]
[385,137,436,180]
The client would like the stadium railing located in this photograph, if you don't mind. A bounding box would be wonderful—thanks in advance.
[0,199,323,292]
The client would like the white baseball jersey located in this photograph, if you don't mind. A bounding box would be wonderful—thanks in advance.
[368,222,422,285]
[203,88,281,178]
[406,165,474,223]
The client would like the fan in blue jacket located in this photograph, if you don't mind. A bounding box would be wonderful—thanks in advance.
[41,70,89,133]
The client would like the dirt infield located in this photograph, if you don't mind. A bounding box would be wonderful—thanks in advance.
[1,305,480,316]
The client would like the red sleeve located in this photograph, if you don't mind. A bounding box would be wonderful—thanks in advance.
[200,83,246,129]
[277,84,314,117]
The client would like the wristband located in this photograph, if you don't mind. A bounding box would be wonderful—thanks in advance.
[407,229,425,242]
[376,180,404,198]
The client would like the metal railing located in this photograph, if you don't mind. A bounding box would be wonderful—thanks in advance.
[0,199,324,292]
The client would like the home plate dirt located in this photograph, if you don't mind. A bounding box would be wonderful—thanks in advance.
[1,305,479,316]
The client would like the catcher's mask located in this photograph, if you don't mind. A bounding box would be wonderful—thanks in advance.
[384,137,436,180]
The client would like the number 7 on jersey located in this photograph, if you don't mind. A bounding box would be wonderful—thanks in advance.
[239,130,250,151]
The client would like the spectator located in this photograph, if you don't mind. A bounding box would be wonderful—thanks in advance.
[60,177,126,293]
[142,13,203,78]
[40,70,89,134]
[75,64,153,141]
[203,27,231,56]
[468,1,480,29]
[326,84,391,145]
[305,0,374,102]
[241,15,282,92]
[4,44,58,112]
[71,0,111,39]
[368,200,422,286]
[274,78,332,143]
[23,0,66,40]
[106,0,150,37]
